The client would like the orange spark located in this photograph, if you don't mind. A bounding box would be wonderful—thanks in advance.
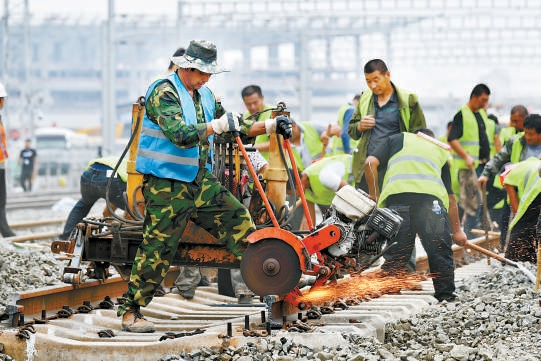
[298,270,428,305]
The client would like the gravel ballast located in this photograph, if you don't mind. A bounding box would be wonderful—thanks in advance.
[158,262,540,361]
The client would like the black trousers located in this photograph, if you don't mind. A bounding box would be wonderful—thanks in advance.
[0,168,15,237]
[506,193,541,263]
[382,196,456,301]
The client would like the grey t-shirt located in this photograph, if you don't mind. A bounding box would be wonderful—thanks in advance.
[367,91,400,155]
[525,143,541,159]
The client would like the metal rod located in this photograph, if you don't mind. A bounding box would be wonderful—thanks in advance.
[235,135,280,228]
[282,139,314,231]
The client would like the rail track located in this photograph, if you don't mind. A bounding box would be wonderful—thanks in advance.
[5,218,65,245]
[0,234,505,361]
[6,189,80,210]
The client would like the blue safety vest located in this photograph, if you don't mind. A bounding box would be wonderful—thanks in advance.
[136,72,215,182]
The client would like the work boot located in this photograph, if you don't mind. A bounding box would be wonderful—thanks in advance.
[170,287,196,299]
[198,275,210,287]
[121,309,155,333]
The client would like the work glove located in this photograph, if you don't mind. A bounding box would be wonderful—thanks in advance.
[264,115,293,139]
[210,112,242,135]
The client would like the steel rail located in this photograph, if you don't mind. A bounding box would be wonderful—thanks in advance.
[8,234,497,320]
[0,235,500,361]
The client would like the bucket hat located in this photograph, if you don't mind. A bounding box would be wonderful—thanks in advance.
[170,40,228,74]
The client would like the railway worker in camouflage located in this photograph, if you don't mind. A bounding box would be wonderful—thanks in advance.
[118,39,293,333]
[162,46,209,300]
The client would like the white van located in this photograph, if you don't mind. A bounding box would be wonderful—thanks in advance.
[35,127,96,178]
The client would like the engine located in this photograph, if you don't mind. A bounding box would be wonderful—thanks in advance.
[319,185,403,263]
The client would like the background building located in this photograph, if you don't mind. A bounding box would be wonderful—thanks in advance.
[1,0,540,189]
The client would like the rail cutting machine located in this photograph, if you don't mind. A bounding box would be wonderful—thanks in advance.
[51,98,402,311]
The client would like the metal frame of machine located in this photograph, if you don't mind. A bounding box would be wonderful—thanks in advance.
[51,98,403,312]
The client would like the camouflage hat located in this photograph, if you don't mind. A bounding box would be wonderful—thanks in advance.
[170,40,228,74]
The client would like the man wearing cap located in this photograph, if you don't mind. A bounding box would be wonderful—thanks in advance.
[118,40,293,333]
[0,82,16,238]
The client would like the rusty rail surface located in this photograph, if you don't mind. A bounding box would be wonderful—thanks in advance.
[7,267,182,320]
[9,233,497,320]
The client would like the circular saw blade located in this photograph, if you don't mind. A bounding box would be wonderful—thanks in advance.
[240,238,301,296]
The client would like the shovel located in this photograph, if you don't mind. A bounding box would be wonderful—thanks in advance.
[465,241,536,284]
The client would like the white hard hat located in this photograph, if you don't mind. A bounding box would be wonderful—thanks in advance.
[0,83,6,97]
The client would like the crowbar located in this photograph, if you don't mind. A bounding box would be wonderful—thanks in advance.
[465,241,536,284]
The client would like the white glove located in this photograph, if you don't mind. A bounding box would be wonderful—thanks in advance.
[264,118,277,136]
[211,112,242,134]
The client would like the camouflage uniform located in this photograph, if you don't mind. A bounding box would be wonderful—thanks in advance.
[118,80,256,315]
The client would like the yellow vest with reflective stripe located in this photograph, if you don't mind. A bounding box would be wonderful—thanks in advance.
[244,104,274,160]
[451,105,495,169]
[87,156,128,182]
[507,158,541,230]
[500,126,517,146]
[330,104,357,155]
[379,133,450,210]
[510,133,525,163]
[304,154,352,205]
[483,109,497,157]
[289,122,324,171]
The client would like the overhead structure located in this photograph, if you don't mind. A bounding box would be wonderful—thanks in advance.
[1,0,541,135]
[173,0,541,121]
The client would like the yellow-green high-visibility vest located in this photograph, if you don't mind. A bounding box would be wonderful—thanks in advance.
[451,105,495,169]
[500,126,517,146]
[290,122,324,171]
[379,133,450,210]
[304,154,352,206]
[244,104,274,160]
[330,104,357,155]
[507,158,541,230]
[87,156,128,182]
